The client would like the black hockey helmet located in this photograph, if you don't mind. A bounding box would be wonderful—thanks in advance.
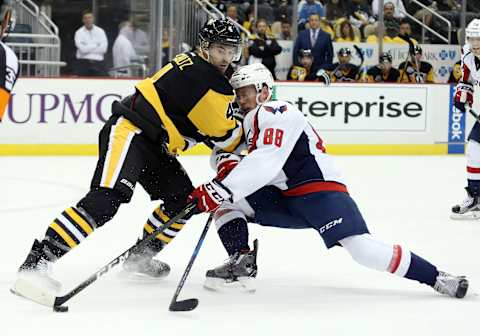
[198,18,241,48]
[299,49,313,58]
[198,18,242,61]
[379,52,392,63]
[337,47,351,57]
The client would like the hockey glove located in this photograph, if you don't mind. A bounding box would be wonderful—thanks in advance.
[454,82,474,113]
[188,180,233,213]
[215,152,241,181]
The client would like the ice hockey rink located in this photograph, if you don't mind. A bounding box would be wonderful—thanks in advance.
[1,154,478,336]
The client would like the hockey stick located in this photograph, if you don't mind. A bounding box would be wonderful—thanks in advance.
[353,44,365,81]
[169,213,214,312]
[14,202,197,312]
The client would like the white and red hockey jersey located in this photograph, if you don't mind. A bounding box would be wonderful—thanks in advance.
[221,100,346,203]
[460,44,480,85]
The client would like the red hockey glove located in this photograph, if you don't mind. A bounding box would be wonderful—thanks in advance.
[188,180,233,213]
[215,153,241,181]
[454,82,474,113]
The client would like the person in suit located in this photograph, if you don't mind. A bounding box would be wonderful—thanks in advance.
[293,13,333,70]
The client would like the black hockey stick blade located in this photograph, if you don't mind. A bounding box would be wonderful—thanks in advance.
[168,214,213,312]
[169,298,199,312]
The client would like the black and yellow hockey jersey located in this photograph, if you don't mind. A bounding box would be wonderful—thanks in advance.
[329,63,359,82]
[398,60,434,83]
[116,51,242,154]
[287,65,318,81]
[366,65,400,83]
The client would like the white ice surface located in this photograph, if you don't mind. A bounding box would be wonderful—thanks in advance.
[1,155,478,335]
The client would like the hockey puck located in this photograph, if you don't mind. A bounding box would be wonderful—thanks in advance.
[53,306,69,313]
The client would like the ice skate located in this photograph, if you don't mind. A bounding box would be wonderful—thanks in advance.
[433,271,469,298]
[11,239,62,305]
[204,239,258,292]
[122,241,170,280]
[451,187,480,219]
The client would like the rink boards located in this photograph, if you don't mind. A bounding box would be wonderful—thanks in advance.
[0,78,470,155]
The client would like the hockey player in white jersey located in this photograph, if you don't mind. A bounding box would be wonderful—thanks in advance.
[188,63,469,298]
[452,18,480,219]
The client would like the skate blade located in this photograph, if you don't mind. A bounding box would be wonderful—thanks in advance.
[450,211,480,220]
[11,278,56,307]
[203,277,256,293]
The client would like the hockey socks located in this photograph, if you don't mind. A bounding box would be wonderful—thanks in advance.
[142,206,186,251]
[404,252,438,287]
[43,206,95,259]
[218,217,250,256]
[340,234,438,287]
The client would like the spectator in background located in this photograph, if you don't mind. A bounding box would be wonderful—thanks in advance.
[383,2,400,38]
[274,0,292,22]
[276,19,292,40]
[287,49,318,81]
[226,4,243,27]
[293,13,333,71]
[248,18,282,79]
[131,17,150,57]
[329,47,359,82]
[364,2,399,41]
[112,21,137,76]
[335,20,360,42]
[325,0,346,22]
[345,0,374,36]
[298,0,325,30]
[74,10,108,76]
[256,0,276,25]
[448,60,461,84]
[398,45,434,83]
[372,0,406,19]
[365,52,400,83]
[392,20,418,44]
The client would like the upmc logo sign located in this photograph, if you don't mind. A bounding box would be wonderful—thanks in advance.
[276,84,427,131]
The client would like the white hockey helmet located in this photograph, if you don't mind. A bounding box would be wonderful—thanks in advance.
[466,19,480,38]
[230,63,274,100]
[466,19,480,56]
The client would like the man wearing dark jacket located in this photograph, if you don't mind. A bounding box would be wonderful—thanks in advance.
[248,18,282,79]
[293,13,333,71]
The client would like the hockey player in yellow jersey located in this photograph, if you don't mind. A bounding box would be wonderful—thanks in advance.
[12,18,244,299]
[398,45,434,83]
[0,7,19,121]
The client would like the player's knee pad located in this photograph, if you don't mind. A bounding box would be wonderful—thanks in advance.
[76,188,125,227]
[214,203,247,231]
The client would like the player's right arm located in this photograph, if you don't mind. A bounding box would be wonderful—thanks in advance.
[454,46,475,113]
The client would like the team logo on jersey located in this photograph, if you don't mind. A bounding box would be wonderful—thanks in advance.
[264,104,287,114]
